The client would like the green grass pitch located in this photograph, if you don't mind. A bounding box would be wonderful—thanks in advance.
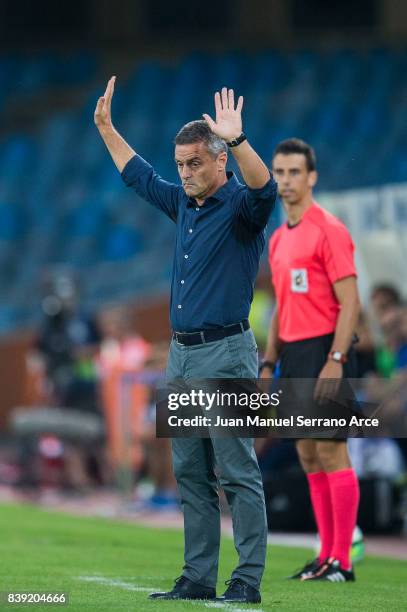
[0,503,406,611]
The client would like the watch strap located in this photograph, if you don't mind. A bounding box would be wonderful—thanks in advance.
[259,360,276,374]
[226,132,247,148]
[329,351,347,364]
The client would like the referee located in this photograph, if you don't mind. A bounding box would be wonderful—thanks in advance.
[262,138,360,583]
[95,78,276,603]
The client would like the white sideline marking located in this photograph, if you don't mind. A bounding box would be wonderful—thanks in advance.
[77,576,265,612]
[204,604,265,612]
[76,575,158,592]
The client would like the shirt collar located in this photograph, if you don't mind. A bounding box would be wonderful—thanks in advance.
[186,172,239,207]
[285,201,317,228]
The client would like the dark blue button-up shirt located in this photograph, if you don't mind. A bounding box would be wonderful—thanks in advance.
[121,154,276,332]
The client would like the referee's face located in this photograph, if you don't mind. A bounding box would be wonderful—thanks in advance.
[272,153,317,205]
[175,142,227,201]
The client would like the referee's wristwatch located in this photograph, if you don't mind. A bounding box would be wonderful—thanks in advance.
[329,350,347,364]
[259,360,276,374]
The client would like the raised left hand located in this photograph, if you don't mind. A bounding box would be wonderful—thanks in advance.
[203,87,243,142]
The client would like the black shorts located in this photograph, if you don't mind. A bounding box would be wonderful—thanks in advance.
[279,333,357,379]
[278,334,358,440]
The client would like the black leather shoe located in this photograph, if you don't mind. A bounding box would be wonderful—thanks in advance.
[148,576,216,600]
[216,578,261,603]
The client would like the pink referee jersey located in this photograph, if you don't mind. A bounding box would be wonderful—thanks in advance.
[268,202,357,343]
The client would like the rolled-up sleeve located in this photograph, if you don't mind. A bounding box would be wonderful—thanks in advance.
[121,154,182,222]
[237,174,277,231]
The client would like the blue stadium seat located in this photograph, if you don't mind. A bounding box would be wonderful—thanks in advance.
[102,224,143,261]
[0,203,24,241]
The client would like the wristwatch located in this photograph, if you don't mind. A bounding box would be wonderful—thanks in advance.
[259,360,276,374]
[329,351,347,364]
[226,132,247,148]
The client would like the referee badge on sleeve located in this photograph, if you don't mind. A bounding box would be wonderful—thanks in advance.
[291,269,308,293]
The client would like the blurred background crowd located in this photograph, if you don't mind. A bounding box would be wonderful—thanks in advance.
[0,0,406,537]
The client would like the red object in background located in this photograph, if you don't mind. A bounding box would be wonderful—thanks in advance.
[38,435,65,488]
[98,336,151,472]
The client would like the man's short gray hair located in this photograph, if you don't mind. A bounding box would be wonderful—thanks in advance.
[174,120,227,158]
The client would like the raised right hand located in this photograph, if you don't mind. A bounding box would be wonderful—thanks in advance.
[94,76,115,130]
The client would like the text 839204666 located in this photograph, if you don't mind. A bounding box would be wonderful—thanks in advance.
[1,593,68,605]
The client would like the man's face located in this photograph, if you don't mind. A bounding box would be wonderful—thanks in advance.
[371,291,398,320]
[378,307,402,349]
[272,153,317,205]
[175,142,226,200]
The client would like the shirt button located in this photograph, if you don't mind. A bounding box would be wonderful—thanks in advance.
[181,280,185,284]
[189,228,193,233]
[178,304,182,309]
[184,254,188,259]
[195,207,199,211]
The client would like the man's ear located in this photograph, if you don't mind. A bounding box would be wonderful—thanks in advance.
[217,151,227,172]
[308,170,318,188]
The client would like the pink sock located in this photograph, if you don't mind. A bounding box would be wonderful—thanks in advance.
[307,471,334,563]
[327,468,360,570]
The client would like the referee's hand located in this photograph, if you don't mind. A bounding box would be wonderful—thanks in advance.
[314,360,343,404]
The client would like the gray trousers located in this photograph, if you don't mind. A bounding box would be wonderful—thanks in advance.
[166,328,268,589]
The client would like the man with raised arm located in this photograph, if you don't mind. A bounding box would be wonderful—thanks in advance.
[95,78,277,604]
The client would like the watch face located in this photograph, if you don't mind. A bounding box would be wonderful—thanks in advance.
[332,351,342,361]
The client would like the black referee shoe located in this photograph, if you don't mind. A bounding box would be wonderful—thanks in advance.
[216,578,261,604]
[148,576,216,600]
[287,557,322,580]
[302,558,355,582]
